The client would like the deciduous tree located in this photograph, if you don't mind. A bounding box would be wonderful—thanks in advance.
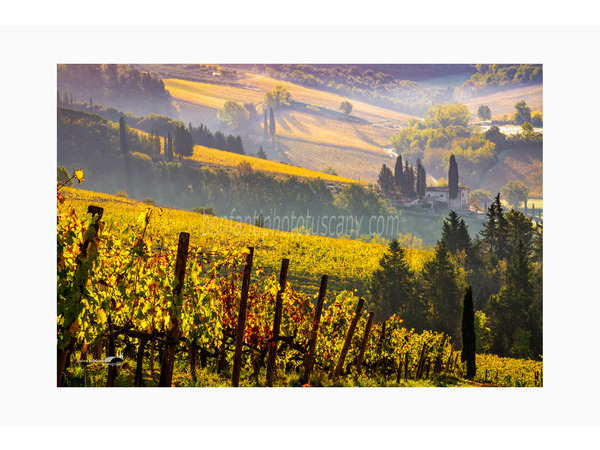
[340,101,353,115]
[501,180,529,208]
[477,105,491,121]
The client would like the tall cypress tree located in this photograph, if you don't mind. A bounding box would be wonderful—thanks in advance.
[377,164,395,196]
[166,132,173,161]
[269,108,276,136]
[416,158,426,198]
[394,155,404,193]
[119,116,128,153]
[403,161,415,197]
[461,285,476,379]
[448,154,459,203]
[264,109,268,137]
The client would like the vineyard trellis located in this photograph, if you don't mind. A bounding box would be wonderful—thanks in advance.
[57,198,467,387]
[57,197,541,387]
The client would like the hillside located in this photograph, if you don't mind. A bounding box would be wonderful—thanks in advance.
[60,187,431,298]
[461,84,543,119]
[478,147,543,199]
[186,144,365,185]
[163,75,416,183]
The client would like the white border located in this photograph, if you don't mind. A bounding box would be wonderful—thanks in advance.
[1,18,599,438]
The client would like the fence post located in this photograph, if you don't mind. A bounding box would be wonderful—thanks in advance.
[134,338,147,387]
[304,275,328,384]
[159,232,189,387]
[356,312,374,376]
[58,205,104,387]
[106,315,117,387]
[232,247,254,387]
[374,321,387,376]
[332,298,365,380]
[267,258,289,387]
[416,342,427,379]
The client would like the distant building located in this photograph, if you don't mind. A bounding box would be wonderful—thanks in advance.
[425,186,470,209]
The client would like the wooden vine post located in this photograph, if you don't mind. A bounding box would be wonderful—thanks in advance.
[356,312,374,375]
[304,275,328,384]
[267,258,289,387]
[58,205,103,387]
[332,298,365,380]
[159,232,189,387]
[106,315,117,387]
[232,247,254,387]
[374,321,387,375]
[134,338,147,387]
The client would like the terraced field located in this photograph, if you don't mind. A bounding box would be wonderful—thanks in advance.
[478,147,543,198]
[272,137,390,183]
[176,99,217,126]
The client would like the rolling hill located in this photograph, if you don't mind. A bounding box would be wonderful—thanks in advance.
[461,84,543,119]
[478,146,543,199]
[163,75,415,183]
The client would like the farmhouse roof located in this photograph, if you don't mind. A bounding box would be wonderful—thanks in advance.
[425,186,469,192]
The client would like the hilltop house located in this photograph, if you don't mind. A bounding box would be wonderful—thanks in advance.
[425,186,470,209]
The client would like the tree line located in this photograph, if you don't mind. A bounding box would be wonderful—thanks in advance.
[368,196,542,361]
[57,64,175,117]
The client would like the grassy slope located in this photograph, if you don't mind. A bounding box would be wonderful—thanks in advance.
[462,84,543,118]
[186,144,365,185]
[240,73,416,125]
[164,76,414,183]
[478,147,543,199]
[61,187,431,297]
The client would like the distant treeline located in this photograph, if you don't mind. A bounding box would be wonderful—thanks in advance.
[244,64,456,117]
[57,64,175,117]
[57,103,245,156]
[461,64,542,95]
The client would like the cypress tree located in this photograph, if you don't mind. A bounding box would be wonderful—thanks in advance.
[416,158,426,198]
[166,132,172,161]
[119,116,128,153]
[394,155,404,194]
[377,164,395,196]
[461,285,476,380]
[235,135,245,155]
[264,109,268,137]
[403,161,415,197]
[257,145,267,159]
[448,154,459,203]
[269,108,276,136]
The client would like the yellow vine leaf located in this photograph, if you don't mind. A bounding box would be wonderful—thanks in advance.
[74,169,85,185]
